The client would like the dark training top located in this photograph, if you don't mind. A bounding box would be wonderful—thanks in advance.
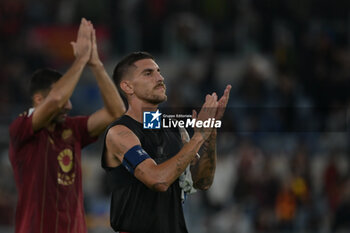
[101,115,189,233]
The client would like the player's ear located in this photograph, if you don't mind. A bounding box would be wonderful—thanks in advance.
[120,80,133,95]
[32,92,45,107]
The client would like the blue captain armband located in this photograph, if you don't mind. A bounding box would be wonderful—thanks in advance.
[122,145,151,174]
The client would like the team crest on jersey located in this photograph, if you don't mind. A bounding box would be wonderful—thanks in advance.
[58,149,73,172]
[57,149,75,185]
[62,129,73,140]
[57,172,75,186]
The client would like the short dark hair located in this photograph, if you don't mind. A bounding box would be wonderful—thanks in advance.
[112,51,154,97]
[29,68,62,96]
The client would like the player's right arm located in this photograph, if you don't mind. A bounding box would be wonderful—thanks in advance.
[105,93,218,192]
[32,18,92,132]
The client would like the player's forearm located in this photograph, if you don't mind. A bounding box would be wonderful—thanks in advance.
[48,58,86,107]
[190,129,217,190]
[90,64,126,117]
[150,133,205,191]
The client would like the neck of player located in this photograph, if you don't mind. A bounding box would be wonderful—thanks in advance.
[126,101,158,123]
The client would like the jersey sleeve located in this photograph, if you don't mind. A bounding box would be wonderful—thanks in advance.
[68,116,98,148]
[9,111,36,149]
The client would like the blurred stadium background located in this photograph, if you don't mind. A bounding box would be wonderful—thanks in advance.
[1,0,350,232]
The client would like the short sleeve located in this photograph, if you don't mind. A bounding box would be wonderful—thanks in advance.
[9,111,36,149]
[67,116,98,148]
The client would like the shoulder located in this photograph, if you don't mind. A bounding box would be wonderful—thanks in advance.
[12,108,34,120]
[106,115,142,137]
[9,109,37,145]
[105,124,141,155]
[111,115,136,127]
[10,109,33,130]
[107,124,140,145]
[107,124,137,141]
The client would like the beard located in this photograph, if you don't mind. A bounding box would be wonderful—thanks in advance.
[138,91,167,105]
[52,110,69,123]
[145,94,167,105]
[137,84,167,105]
[140,91,167,105]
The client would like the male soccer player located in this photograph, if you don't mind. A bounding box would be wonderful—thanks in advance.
[102,52,231,233]
[9,18,125,233]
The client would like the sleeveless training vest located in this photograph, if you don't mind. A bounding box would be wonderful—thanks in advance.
[101,115,188,233]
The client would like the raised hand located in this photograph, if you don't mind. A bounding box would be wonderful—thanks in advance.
[70,18,92,64]
[193,85,231,141]
[88,26,103,67]
[215,85,231,120]
[179,126,190,144]
[193,93,218,141]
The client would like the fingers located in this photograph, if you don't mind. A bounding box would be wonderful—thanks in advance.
[194,93,218,140]
[205,93,210,102]
[179,127,190,143]
[78,18,90,36]
[220,85,231,98]
[204,93,217,105]
[76,18,85,38]
[223,84,231,102]
[218,85,232,104]
[87,21,95,45]
[82,18,95,44]
[213,84,231,119]
[198,92,218,121]
[70,42,76,55]
[203,92,218,110]
[224,84,232,96]
[92,29,97,45]
[192,109,197,119]
[77,18,92,42]
[72,18,94,61]
[91,28,98,52]
[87,26,103,66]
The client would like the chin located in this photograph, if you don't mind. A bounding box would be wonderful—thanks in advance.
[148,95,167,105]
[158,94,167,103]
[54,115,67,124]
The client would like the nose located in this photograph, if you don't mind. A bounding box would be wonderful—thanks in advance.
[155,72,164,82]
[64,100,72,110]
[153,70,164,82]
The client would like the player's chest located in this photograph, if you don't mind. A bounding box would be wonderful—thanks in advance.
[141,129,182,163]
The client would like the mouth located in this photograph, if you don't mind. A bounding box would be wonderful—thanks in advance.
[58,111,69,118]
[54,112,69,123]
[154,84,166,90]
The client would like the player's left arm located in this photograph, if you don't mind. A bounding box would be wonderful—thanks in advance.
[190,85,231,190]
[189,129,217,191]
[87,26,126,138]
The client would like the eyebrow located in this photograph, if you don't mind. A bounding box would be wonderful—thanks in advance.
[141,68,154,74]
[140,67,160,74]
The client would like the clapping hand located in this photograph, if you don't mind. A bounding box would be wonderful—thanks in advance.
[70,18,93,64]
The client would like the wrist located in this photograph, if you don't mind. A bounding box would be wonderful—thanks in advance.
[192,132,206,144]
[73,57,89,68]
[209,129,217,139]
[88,60,103,69]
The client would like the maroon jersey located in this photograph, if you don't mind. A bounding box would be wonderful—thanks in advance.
[9,109,97,233]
